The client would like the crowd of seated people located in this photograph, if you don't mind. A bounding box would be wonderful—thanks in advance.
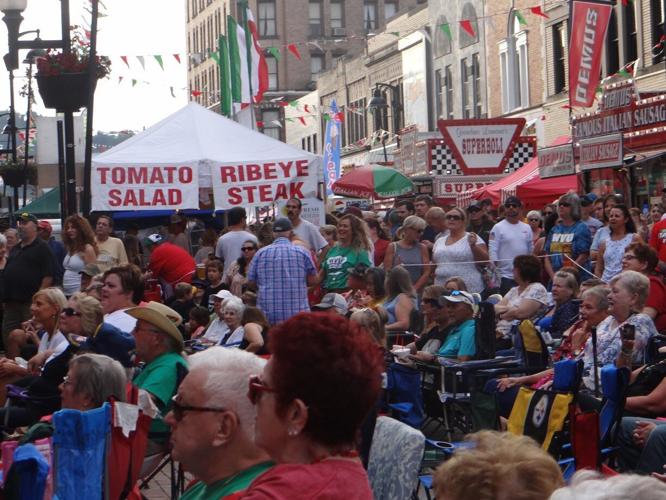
[0,191,665,496]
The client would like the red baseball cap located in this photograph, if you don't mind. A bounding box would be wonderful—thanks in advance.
[38,220,52,234]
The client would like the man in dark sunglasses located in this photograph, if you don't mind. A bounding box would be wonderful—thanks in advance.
[166,347,273,498]
[488,196,533,295]
[467,202,494,246]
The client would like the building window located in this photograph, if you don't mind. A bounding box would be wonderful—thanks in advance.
[445,65,454,119]
[472,53,482,118]
[364,1,377,32]
[552,21,566,95]
[310,54,324,80]
[605,9,619,75]
[459,3,479,48]
[309,1,322,38]
[384,1,397,20]
[258,0,277,38]
[347,98,367,144]
[331,0,344,29]
[499,12,529,112]
[652,0,665,64]
[461,58,472,118]
[434,16,452,57]
[624,3,638,65]
[266,55,278,90]
[262,110,281,140]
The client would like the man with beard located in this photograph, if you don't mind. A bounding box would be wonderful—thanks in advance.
[1,213,54,345]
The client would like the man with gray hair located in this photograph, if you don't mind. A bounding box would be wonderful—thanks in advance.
[248,218,317,325]
[166,347,272,499]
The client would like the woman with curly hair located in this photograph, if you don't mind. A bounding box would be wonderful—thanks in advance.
[319,215,372,293]
[244,312,383,498]
[62,215,98,296]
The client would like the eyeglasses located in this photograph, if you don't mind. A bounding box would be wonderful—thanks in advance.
[170,395,228,422]
[446,214,462,221]
[62,307,81,317]
[558,202,571,207]
[248,375,278,405]
[241,247,256,252]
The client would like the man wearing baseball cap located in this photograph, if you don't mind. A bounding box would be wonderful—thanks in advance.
[37,220,66,286]
[312,293,348,316]
[126,302,187,447]
[488,196,533,295]
[1,213,54,345]
[436,290,477,361]
[248,218,317,324]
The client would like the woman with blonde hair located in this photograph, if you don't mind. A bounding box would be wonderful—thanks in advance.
[434,431,564,500]
[62,215,98,296]
[319,215,372,293]
[384,215,432,293]
[384,266,416,333]
[350,307,386,346]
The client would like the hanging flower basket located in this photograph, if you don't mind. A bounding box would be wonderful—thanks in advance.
[36,72,97,112]
[0,163,38,188]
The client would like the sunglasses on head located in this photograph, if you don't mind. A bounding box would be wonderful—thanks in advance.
[62,307,81,317]
[169,395,227,422]
[446,214,462,221]
[247,375,278,405]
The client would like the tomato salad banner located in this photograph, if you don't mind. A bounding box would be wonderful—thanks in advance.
[92,164,200,211]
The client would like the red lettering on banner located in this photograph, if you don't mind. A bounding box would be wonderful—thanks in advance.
[290,182,304,198]
[295,159,309,176]
[179,167,193,183]
[228,187,242,204]
[109,189,121,206]
[263,163,277,179]
[127,167,148,184]
[220,166,237,183]
[98,167,110,183]
[278,161,293,177]
[150,169,164,184]
[246,164,262,181]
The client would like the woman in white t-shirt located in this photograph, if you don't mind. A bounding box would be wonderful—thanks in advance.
[494,255,550,342]
[0,287,68,383]
[432,207,489,294]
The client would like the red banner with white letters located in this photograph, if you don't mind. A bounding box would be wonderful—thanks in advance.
[568,1,613,108]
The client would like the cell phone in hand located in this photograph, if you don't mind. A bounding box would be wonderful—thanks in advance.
[621,323,636,341]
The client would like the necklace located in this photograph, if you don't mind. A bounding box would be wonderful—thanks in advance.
[312,449,359,464]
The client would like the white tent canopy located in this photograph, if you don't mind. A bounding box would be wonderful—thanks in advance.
[92,102,321,211]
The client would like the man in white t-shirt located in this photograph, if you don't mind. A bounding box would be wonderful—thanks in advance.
[215,207,258,274]
[488,196,534,295]
[286,198,327,252]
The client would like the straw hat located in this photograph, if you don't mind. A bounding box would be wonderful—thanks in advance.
[126,302,184,351]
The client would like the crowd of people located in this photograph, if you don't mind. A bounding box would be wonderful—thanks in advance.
[0,188,665,498]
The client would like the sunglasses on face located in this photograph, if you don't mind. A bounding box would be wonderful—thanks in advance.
[62,307,81,317]
[247,375,278,405]
[446,214,462,221]
[528,218,540,222]
[241,247,256,252]
[169,395,227,422]
[505,204,519,209]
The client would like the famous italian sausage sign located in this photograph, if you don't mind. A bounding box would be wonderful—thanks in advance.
[92,164,200,211]
[211,158,318,210]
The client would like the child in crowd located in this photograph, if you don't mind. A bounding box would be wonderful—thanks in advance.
[201,259,228,311]
[167,282,197,324]
[187,306,211,339]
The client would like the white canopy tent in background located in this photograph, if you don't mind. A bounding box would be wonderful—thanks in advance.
[92,102,321,212]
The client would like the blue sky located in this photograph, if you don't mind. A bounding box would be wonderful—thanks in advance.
[0,0,187,132]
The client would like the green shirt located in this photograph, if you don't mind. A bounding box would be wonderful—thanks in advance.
[180,462,274,500]
[133,351,187,438]
[322,245,371,291]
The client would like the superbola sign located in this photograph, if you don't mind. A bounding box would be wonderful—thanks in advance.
[572,79,666,149]
[436,118,526,175]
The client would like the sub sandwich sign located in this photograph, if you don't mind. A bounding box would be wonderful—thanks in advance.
[92,164,199,211]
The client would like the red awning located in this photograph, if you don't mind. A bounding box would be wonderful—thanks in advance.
[516,174,580,210]
[465,136,571,206]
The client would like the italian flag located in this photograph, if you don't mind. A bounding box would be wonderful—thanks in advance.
[220,9,268,117]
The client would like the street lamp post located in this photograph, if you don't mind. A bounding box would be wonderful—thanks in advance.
[367,82,402,163]
[0,0,78,219]
[22,43,46,207]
